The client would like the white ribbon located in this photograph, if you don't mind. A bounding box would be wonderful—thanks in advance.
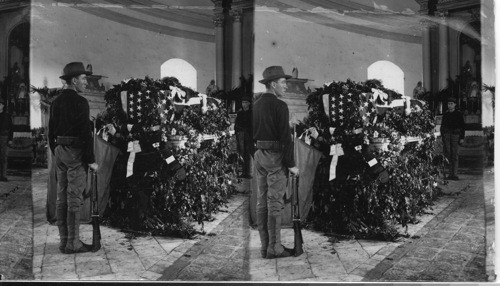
[389,98,405,108]
[309,127,319,139]
[298,127,319,146]
[368,158,378,167]
[299,130,311,145]
[102,131,109,142]
[169,86,187,103]
[165,155,175,164]
[322,94,330,117]
[329,143,344,181]
[371,88,389,105]
[97,127,108,142]
[200,93,208,114]
[304,135,311,145]
[120,91,128,114]
[185,96,201,105]
[404,96,412,115]
[126,140,142,177]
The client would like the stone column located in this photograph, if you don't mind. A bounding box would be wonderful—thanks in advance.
[213,13,224,91]
[230,8,242,88]
[420,19,432,92]
[438,12,449,90]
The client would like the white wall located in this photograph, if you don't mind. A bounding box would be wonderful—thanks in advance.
[481,0,495,127]
[367,60,405,95]
[30,2,216,128]
[253,9,423,98]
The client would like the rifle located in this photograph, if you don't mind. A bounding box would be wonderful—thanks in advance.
[91,119,101,252]
[292,175,303,257]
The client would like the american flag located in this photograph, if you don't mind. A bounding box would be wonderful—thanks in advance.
[329,92,357,129]
[157,90,175,125]
[126,90,155,125]
[358,98,377,126]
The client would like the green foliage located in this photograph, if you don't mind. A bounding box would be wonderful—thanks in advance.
[30,86,63,113]
[303,79,444,240]
[385,107,435,137]
[152,136,235,227]
[100,77,236,238]
[182,106,231,136]
[32,127,48,167]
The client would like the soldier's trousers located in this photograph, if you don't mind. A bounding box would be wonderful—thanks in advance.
[254,149,287,256]
[55,145,87,251]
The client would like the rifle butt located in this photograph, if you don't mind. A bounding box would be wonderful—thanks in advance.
[90,169,101,252]
[293,221,304,257]
[292,175,303,257]
[91,218,101,252]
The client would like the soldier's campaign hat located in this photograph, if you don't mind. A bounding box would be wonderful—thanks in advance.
[60,62,92,80]
[259,66,291,84]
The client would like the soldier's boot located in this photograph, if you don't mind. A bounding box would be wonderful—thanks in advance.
[256,211,269,258]
[56,207,68,254]
[65,210,92,254]
[266,215,293,259]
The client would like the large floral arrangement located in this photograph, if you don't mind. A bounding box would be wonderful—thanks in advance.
[300,79,444,240]
[99,76,236,237]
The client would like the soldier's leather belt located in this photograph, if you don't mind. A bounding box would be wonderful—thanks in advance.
[440,128,462,135]
[56,136,82,147]
[255,140,282,150]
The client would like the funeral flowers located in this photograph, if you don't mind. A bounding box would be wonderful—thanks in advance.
[100,76,236,237]
[301,79,443,240]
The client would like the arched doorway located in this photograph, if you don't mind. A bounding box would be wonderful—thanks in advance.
[367,61,404,95]
[5,22,31,167]
[161,59,197,91]
[5,22,30,115]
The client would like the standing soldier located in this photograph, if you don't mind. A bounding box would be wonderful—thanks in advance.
[49,62,98,254]
[441,97,465,180]
[235,96,253,179]
[253,66,299,259]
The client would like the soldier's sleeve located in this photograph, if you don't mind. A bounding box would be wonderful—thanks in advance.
[278,103,295,168]
[48,102,56,154]
[79,99,95,164]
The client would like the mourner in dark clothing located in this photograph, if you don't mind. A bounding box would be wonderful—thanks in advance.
[48,62,98,254]
[205,79,219,97]
[235,96,253,178]
[253,66,299,259]
[0,98,12,181]
[441,97,465,180]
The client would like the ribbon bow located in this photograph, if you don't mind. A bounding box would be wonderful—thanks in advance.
[169,86,187,103]
[371,88,389,105]
[126,140,142,177]
[329,143,344,181]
